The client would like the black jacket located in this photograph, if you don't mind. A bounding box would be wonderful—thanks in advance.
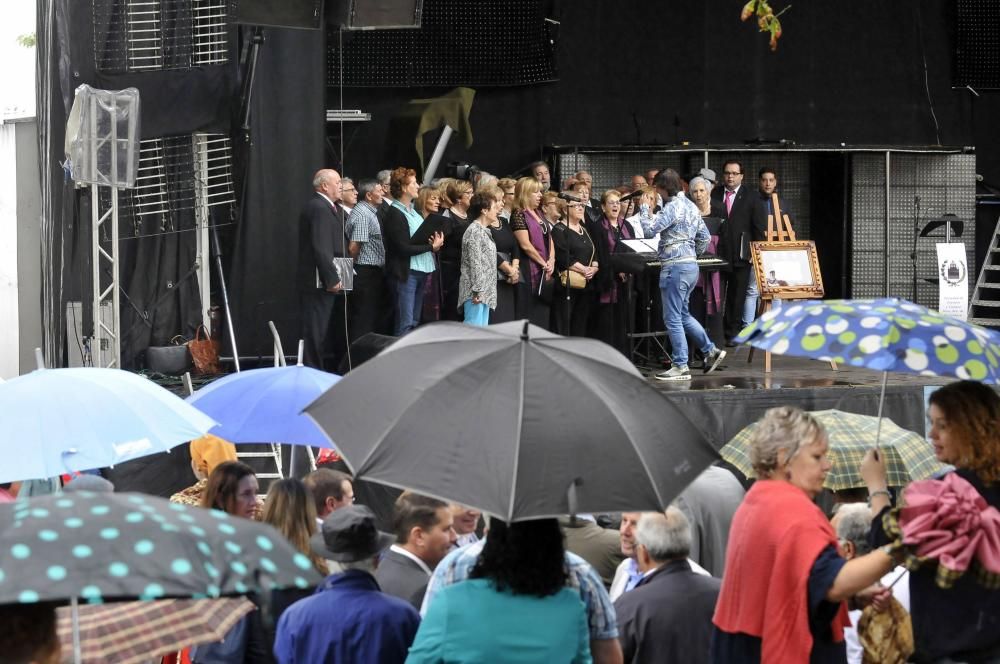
[614,559,721,664]
[383,204,434,283]
[713,185,764,267]
[296,193,346,292]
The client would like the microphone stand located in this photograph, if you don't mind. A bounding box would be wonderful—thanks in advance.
[912,195,920,303]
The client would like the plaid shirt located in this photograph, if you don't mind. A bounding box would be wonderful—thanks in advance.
[421,538,619,641]
[346,200,386,267]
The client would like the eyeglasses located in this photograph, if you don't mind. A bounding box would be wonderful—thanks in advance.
[341,187,356,193]
[723,171,742,176]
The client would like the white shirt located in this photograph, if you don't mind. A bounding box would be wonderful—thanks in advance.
[389,544,432,576]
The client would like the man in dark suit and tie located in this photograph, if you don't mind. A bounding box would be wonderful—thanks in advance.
[375,492,457,611]
[297,168,348,370]
[714,160,765,346]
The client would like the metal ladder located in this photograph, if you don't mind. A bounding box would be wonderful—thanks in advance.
[968,213,1000,329]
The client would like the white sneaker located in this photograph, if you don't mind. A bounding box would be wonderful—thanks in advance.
[656,366,691,381]
[704,348,727,374]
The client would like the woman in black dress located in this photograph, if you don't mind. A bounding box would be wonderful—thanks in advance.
[551,198,598,336]
[587,189,634,354]
[488,205,521,324]
[438,179,473,322]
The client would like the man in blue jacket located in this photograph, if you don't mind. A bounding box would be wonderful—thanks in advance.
[274,505,420,663]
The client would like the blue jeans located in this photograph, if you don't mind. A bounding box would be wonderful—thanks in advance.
[660,261,714,368]
[743,272,759,328]
[463,300,490,326]
[395,270,429,336]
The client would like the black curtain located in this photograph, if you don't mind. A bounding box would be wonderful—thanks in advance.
[37,0,236,368]
[227,27,327,363]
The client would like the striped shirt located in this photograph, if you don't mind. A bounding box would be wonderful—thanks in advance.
[420,538,619,641]
[346,200,385,267]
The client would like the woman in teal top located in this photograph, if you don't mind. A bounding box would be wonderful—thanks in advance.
[406,518,591,663]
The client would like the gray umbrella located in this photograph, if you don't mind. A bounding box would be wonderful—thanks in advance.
[304,321,719,521]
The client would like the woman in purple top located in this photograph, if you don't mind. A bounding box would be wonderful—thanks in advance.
[586,189,634,354]
[510,176,555,329]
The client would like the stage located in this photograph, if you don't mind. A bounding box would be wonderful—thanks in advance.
[643,344,945,454]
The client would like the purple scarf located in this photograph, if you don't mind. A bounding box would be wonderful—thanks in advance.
[523,209,548,290]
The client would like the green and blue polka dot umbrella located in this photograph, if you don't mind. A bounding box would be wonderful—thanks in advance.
[735,298,1000,383]
[0,491,322,606]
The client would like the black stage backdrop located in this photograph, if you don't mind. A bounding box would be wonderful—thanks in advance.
[227,27,327,363]
[326,0,1000,183]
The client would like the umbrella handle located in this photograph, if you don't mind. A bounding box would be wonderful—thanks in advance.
[72,596,82,664]
[874,371,888,452]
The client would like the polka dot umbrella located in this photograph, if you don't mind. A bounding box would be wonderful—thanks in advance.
[734,297,1000,442]
[734,298,1000,382]
[0,491,322,606]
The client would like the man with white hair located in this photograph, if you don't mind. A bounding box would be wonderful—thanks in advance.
[609,511,710,601]
[832,503,910,664]
[297,168,347,370]
[614,509,721,663]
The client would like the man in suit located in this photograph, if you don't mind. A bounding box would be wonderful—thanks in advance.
[375,492,456,610]
[297,168,348,370]
[614,509,721,664]
[714,160,765,346]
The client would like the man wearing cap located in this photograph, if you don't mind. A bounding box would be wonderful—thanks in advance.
[274,505,421,664]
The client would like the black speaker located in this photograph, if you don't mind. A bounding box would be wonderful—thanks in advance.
[235,0,324,30]
[327,0,423,30]
[335,332,397,374]
[955,0,1000,89]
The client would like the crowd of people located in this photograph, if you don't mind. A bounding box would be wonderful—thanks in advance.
[298,159,788,380]
[3,379,1000,662]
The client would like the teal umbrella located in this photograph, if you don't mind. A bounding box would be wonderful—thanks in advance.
[0,491,321,606]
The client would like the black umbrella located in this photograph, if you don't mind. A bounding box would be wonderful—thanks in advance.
[0,491,322,606]
[305,321,719,521]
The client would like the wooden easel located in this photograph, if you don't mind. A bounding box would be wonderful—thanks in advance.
[748,194,837,373]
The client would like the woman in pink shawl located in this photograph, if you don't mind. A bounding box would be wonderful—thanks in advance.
[510,176,555,329]
[862,380,1000,662]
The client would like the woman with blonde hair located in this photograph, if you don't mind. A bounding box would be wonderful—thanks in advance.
[415,185,442,218]
[712,407,897,663]
[510,176,555,328]
[262,478,328,576]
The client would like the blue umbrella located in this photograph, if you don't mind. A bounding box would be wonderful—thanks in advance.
[187,365,340,447]
[0,368,216,484]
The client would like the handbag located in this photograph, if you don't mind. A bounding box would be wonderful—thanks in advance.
[559,269,587,289]
[187,325,220,375]
[497,251,511,282]
[557,226,595,290]
[146,336,192,375]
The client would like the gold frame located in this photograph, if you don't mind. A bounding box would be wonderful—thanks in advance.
[750,240,824,300]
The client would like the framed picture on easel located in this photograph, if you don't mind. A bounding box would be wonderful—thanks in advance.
[751,240,825,300]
